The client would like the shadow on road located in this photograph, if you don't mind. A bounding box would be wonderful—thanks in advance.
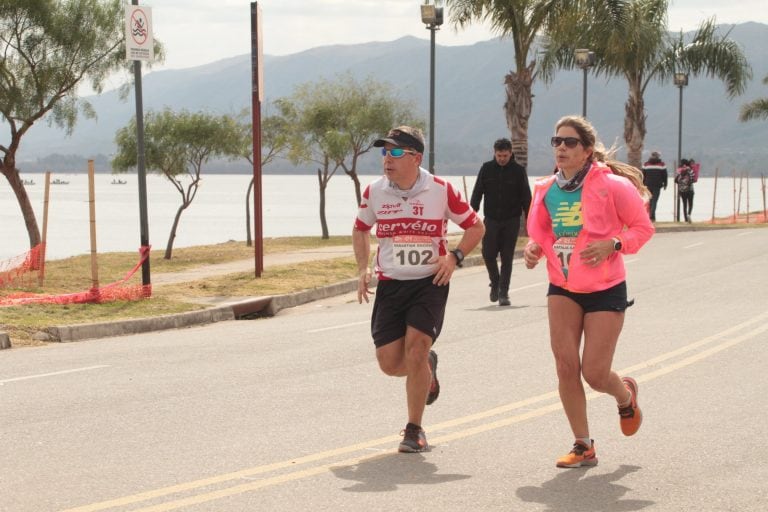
[330,452,471,492]
[516,464,654,511]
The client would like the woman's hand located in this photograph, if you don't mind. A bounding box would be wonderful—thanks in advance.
[524,242,542,269]
[579,239,615,267]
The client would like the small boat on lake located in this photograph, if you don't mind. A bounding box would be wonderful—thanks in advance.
[51,178,70,185]
[111,179,127,185]
[22,179,35,185]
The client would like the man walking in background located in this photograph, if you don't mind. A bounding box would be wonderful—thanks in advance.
[353,126,484,453]
[470,138,531,306]
[641,151,668,222]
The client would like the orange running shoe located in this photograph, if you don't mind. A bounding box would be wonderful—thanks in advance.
[619,376,643,436]
[556,440,598,468]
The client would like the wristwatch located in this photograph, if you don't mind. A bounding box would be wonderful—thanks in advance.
[450,248,465,267]
[612,237,622,252]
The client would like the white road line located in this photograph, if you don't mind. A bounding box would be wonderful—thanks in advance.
[307,321,369,333]
[0,365,110,384]
[509,282,546,293]
[684,242,705,249]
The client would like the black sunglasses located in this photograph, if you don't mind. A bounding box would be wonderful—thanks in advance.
[550,136,582,148]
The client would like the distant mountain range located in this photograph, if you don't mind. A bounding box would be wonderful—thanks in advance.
[17,22,768,176]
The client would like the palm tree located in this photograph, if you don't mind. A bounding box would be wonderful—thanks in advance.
[542,0,751,167]
[740,75,768,122]
[444,0,595,169]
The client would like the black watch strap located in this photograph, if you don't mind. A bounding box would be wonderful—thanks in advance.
[450,249,464,267]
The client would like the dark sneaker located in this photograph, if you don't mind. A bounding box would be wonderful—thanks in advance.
[489,285,499,302]
[426,350,440,405]
[399,424,429,453]
[619,377,642,436]
[556,439,598,468]
[499,294,510,306]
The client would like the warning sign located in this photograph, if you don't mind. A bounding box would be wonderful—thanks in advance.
[125,5,154,61]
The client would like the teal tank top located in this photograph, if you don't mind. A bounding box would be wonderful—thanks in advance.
[544,184,583,276]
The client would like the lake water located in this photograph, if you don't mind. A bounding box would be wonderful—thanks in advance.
[1,173,765,261]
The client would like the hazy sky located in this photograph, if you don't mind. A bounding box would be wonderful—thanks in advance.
[140,1,767,71]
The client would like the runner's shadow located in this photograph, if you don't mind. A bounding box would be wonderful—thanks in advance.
[330,453,471,492]
[516,465,654,511]
[471,305,528,312]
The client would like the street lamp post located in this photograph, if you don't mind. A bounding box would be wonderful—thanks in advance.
[574,49,596,118]
[421,2,443,174]
[674,72,689,222]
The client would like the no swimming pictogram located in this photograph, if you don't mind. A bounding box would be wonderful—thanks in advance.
[130,8,149,45]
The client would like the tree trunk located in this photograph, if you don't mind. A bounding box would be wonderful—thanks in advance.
[623,84,646,169]
[164,203,188,260]
[2,166,41,248]
[503,61,535,170]
[346,169,362,206]
[318,168,329,240]
[245,177,254,246]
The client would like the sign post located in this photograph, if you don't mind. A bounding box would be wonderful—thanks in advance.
[126,1,153,287]
[250,2,264,277]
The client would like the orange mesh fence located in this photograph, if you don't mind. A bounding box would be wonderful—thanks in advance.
[0,246,152,307]
[0,243,45,289]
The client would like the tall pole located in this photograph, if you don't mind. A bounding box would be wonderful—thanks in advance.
[132,0,150,286]
[428,25,436,174]
[574,49,594,119]
[582,67,588,117]
[676,83,684,222]
[250,2,263,277]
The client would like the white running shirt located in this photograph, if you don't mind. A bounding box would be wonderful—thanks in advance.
[354,168,480,281]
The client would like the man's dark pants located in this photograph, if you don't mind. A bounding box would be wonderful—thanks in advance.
[481,216,521,296]
[648,186,662,221]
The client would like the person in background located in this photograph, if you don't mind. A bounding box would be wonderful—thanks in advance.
[353,126,484,453]
[675,158,696,223]
[523,115,654,468]
[689,158,701,182]
[641,151,668,222]
[470,138,532,306]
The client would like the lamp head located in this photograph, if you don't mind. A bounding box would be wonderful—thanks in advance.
[420,4,444,26]
[574,49,596,68]
[674,72,689,87]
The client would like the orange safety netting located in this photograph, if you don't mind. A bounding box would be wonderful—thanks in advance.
[0,243,45,289]
[0,246,152,307]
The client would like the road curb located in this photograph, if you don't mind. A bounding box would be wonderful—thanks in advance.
[37,254,487,344]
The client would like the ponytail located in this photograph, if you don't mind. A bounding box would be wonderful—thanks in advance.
[594,147,650,200]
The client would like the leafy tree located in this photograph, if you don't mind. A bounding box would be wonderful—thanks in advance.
[0,0,161,249]
[275,75,421,239]
[444,0,587,168]
[320,73,420,206]
[235,108,292,246]
[542,1,751,167]
[112,109,243,259]
[740,74,768,122]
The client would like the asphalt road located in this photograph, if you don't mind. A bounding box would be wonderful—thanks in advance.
[1,228,767,512]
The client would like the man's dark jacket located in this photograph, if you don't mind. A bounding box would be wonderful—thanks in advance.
[470,158,532,220]
[641,159,668,189]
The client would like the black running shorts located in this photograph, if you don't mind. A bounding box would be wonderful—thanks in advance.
[371,275,449,348]
[547,281,633,313]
